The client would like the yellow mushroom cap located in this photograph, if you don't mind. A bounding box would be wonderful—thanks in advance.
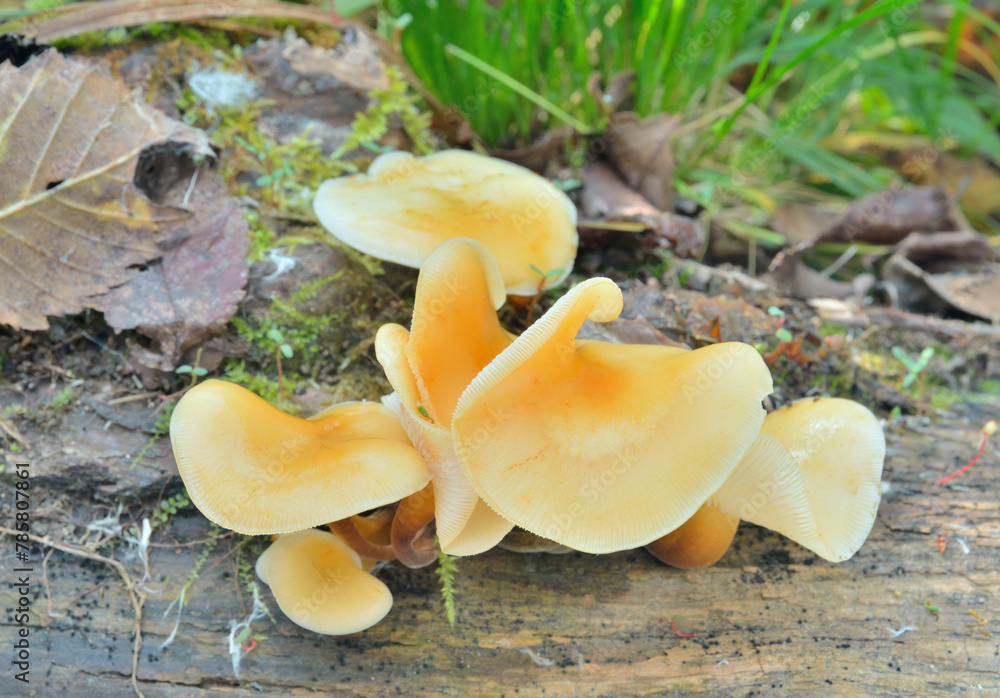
[313,150,578,295]
[375,238,514,554]
[709,397,885,561]
[255,529,392,635]
[451,277,773,553]
[169,380,431,535]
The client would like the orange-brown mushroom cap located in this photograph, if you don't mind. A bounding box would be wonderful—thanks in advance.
[451,277,773,553]
[645,502,740,569]
[708,397,885,562]
[313,150,578,295]
[375,238,515,555]
[256,529,392,635]
[170,380,431,535]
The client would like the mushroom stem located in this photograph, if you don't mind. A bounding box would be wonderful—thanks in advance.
[391,483,438,568]
[645,502,740,569]
[328,508,396,561]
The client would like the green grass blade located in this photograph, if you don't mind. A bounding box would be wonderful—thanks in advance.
[444,43,592,134]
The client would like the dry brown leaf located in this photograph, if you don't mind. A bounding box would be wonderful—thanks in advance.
[0,50,214,331]
[21,0,339,44]
[882,232,1000,322]
[246,28,392,154]
[0,50,249,362]
[580,161,702,258]
[814,186,955,246]
[89,171,249,365]
[605,112,679,211]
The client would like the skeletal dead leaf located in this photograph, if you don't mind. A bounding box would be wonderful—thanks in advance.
[605,111,679,212]
[0,50,215,331]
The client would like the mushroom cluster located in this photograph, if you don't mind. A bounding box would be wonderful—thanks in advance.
[169,152,885,637]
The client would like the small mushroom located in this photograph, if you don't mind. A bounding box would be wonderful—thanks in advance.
[647,397,886,567]
[390,482,438,568]
[313,150,578,295]
[328,507,396,561]
[375,238,515,555]
[256,529,392,635]
[451,277,774,553]
[170,380,431,535]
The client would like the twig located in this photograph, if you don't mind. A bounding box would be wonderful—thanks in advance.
[0,528,147,698]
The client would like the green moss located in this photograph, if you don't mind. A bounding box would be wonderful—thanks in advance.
[48,385,79,412]
[131,401,176,470]
[980,379,1000,394]
[222,360,301,413]
[232,274,345,362]
[436,548,459,626]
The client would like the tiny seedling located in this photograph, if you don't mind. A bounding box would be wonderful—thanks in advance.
[892,346,934,389]
[524,264,566,326]
[767,306,793,343]
[166,348,207,400]
[266,329,294,402]
[892,346,934,414]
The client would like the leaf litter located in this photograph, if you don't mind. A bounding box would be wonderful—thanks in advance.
[0,49,248,364]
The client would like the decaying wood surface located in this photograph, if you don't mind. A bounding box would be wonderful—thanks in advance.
[2,407,998,697]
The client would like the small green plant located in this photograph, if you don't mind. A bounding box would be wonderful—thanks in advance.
[435,547,459,626]
[266,328,294,402]
[892,345,934,415]
[48,385,80,412]
[124,490,191,538]
[130,400,176,470]
[175,347,208,392]
[892,346,934,389]
[767,306,793,343]
[222,361,300,411]
[236,537,277,624]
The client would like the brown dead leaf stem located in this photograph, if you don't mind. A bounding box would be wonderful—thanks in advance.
[17,0,342,43]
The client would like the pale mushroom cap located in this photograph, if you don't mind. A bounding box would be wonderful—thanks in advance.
[313,150,578,295]
[452,277,773,553]
[255,529,392,635]
[170,380,431,535]
[709,397,885,561]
